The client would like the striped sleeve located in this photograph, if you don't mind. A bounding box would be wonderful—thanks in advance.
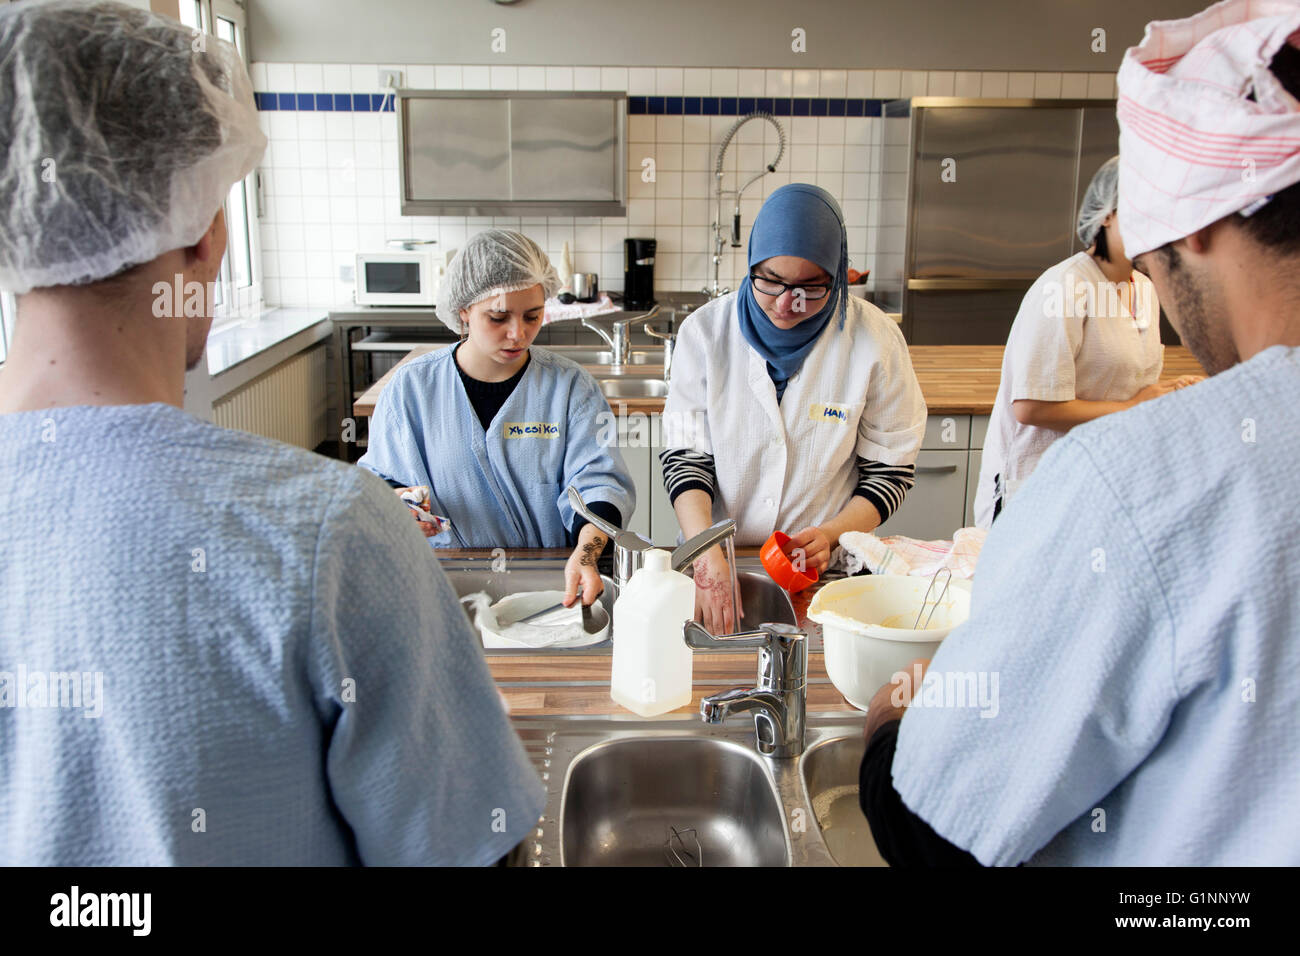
[854,456,916,522]
[658,448,716,504]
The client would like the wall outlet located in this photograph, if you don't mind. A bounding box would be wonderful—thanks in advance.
[378,69,403,91]
[339,264,355,283]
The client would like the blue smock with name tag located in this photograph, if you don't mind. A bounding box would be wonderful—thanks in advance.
[359,345,635,548]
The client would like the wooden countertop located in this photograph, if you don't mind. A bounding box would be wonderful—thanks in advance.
[353,343,1204,418]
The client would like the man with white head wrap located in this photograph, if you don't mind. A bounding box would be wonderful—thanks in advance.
[359,229,636,609]
[0,1,543,864]
[860,0,1300,865]
[972,156,1199,528]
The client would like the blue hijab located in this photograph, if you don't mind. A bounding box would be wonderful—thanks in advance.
[737,183,849,402]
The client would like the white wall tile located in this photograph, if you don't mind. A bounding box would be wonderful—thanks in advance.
[655,116,683,145]
[350,64,377,92]
[573,66,601,91]
[656,68,683,95]
[625,67,654,95]
[1087,73,1116,99]
[490,65,517,90]
[874,70,901,98]
[406,65,436,89]
[601,66,628,91]
[927,71,955,96]
[321,64,351,92]
[682,117,711,145]
[738,69,765,97]
[901,71,928,97]
[766,69,793,97]
[250,62,268,90]
[629,115,655,142]
[846,70,873,98]
[711,68,738,97]
[1061,73,1089,98]
[517,66,546,90]
[267,63,296,91]
[656,171,683,198]
[657,143,684,171]
[792,69,819,97]
[683,68,710,95]
[546,66,574,91]
[1007,72,1035,97]
[297,112,325,140]
[980,71,1009,98]
[819,69,847,98]
[1034,72,1063,98]
[817,116,845,144]
[433,65,462,90]
[462,65,490,89]
[954,71,982,97]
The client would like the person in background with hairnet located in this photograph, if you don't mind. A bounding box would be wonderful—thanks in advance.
[972,156,1202,528]
[358,229,636,609]
[0,0,543,865]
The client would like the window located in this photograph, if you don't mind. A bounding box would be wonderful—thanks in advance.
[0,291,15,366]
[199,0,261,330]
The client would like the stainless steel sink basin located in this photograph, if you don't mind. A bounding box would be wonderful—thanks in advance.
[598,378,669,399]
[560,737,789,866]
[800,735,887,867]
[438,563,794,651]
[545,347,659,366]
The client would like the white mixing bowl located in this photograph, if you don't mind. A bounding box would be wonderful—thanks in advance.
[808,576,972,711]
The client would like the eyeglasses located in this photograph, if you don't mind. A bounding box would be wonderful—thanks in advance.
[749,273,832,300]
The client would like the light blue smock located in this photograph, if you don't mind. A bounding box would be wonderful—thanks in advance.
[0,403,545,865]
[358,345,635,548]
[891,345,1300,865]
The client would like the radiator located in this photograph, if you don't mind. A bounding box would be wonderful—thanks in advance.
[212,345,329,450]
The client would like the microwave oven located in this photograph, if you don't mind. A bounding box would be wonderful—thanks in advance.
[354,249,443,306]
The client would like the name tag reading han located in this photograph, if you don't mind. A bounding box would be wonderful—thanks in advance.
[503,421,560,439]
[808,403,851,424]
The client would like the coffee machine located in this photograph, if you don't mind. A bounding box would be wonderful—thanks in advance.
[623,238,656,310]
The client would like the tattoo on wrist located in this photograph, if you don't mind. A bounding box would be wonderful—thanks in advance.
[579,536,605,567]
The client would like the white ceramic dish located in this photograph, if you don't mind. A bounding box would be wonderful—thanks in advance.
[473,589,610,649]
[808,576,972,711]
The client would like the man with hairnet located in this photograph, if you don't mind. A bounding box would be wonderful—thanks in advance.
[0,0,544,865]
[973,156,1201,529]
[859,0,1300,866]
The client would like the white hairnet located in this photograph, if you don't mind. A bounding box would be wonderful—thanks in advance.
[1076,156,1120,247]
[435,230,559,334]
[0,0,267,294]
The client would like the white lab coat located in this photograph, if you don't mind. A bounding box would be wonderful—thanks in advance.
[663,292,927,545]
[974,252,1164,528]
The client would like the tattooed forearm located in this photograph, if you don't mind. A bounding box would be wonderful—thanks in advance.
[578,533,607,567]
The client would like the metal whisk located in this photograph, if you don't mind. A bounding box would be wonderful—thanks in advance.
[912,568,953,630]
[663,826,703,867]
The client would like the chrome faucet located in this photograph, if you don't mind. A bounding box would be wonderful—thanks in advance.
[551,306,661,367]
[683,621,808,758]
[567,487,740,614]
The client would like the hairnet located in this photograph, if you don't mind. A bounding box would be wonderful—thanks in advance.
[436,229,559,334]
[1076,156,1120,247]
[0,0,267,294]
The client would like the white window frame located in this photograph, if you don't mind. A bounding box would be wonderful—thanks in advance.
[201,0,263,332]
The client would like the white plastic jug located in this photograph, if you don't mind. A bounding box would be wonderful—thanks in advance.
[610,548,694,717]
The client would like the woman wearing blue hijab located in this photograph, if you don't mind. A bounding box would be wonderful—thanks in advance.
[661,184,927,632]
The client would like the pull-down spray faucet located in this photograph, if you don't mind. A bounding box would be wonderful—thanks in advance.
[703,112,787,299]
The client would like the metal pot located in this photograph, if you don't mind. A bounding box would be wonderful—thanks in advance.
[572,272,598,303]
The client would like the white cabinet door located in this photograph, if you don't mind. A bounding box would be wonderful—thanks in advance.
[921,414,971,450]
[878,450,968,541]
[966,449,982,528]
[617,417,652,539]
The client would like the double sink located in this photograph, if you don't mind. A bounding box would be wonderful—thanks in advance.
[441,555,886,866]
[507,717,884,867]
[545,344,670,400]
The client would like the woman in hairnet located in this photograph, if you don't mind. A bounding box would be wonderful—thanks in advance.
[973,156,1201,528]
[358,229,635,606]
[661,183,927,633]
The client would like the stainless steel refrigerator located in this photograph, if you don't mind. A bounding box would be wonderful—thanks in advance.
[873,97,1157,345]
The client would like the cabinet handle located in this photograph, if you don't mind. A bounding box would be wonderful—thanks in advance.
[916,465,959,474]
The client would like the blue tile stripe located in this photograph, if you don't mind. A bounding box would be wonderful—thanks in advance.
[252,92,883,117]
[254,91,395,112]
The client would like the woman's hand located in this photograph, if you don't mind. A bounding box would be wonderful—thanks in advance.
[564,523,607,607]
[786,526,832,576]
[693,545,744,635]
[1170,374,1204,390]
[393,486,442,537]
[1131,382,1173,405]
